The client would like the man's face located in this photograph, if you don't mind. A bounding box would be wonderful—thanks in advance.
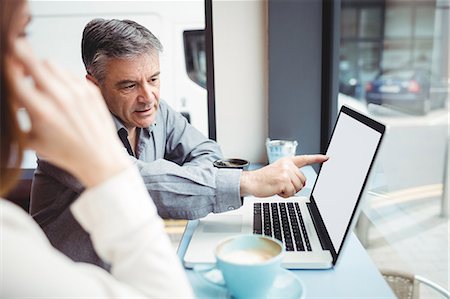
[97,53,160,131]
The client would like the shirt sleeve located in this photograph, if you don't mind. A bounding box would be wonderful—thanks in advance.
[135,100,243,219]
[1,166,194,298]
[135,159,243,219]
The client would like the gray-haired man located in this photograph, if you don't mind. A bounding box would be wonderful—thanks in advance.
[30,18,327,269]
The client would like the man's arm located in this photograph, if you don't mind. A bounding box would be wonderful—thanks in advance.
[134,158,242,219]
[132,101,241,220]
[134,154,328,219]
[160,100,223,167]
[137,101,329,219]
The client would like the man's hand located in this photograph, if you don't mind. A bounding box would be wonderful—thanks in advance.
[240,155,329,198]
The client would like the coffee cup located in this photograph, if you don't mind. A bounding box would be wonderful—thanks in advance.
[213,158,250,170]
[195,235,284,299]
[266,138,298,164]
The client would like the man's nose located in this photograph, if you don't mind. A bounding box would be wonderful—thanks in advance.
[137,83,156,103]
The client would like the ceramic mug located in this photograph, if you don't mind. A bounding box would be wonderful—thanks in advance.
[195,235,284,299]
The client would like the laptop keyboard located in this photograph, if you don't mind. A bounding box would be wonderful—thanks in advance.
[253,202,312,252]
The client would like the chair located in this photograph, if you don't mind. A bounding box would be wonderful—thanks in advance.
[382,270,450,299]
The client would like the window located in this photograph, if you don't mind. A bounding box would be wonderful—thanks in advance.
[338,1,449,297]
[184,30,207,89]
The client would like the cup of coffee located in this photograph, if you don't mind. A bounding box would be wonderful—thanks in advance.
[213,158,250,170]
[195,235,284,299]
[266,138,298,164]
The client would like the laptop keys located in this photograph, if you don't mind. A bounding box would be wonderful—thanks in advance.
[287,203,305,251]
[253,202,312,252]
[263,203,272,236]
[253,203,262,234]
[271,203,283,242]
[279,203,294,251]
[294,203,312,251]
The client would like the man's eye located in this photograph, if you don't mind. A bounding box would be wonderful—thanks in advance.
[123,84,135,90]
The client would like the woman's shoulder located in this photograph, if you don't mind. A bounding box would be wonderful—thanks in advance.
[1,199,30,221]
[0,199,49,241]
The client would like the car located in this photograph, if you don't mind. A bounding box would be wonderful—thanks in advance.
[339,61,362,99]
[365,68,447,115]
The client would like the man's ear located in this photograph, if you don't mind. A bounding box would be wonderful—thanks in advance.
[86,74,99,86]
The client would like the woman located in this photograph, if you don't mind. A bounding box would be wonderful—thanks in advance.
[0,0,194,297]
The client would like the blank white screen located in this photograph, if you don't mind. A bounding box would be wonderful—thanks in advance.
[312,112,381,252]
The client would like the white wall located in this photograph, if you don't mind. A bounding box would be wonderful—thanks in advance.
[27,0,209,137]
[212,0,268,163]
[22,0,268,168]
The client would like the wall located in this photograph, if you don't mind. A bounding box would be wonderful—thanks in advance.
[27,1,209,137]
[212,0,268,163]
[268,0,323,157]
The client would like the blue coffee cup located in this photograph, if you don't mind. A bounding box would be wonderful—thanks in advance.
[195,235,284,299]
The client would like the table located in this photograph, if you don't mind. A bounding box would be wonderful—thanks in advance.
[178,166,396,298]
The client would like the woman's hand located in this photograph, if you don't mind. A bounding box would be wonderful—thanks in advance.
[7,40,130,188]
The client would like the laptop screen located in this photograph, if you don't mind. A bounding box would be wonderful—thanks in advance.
[312,106,384,255]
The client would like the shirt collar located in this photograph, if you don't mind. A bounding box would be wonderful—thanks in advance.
[111,114,155,135]
[112,115,127,133]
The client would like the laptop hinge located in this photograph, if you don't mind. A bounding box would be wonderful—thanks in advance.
[307,198,337,259]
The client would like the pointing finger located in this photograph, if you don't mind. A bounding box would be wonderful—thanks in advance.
[291,154,329,168]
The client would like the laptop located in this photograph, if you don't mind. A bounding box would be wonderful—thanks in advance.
[183,105,385,269]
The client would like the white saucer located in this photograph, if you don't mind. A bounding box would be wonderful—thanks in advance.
[267,268,305,299]
[193,266,305,299]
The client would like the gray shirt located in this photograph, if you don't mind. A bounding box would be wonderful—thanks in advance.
[30,99,242,268]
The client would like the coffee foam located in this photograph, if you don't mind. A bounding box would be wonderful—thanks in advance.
[221,249,274,264]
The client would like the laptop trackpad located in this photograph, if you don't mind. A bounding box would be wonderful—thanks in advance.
[202,215,243,233]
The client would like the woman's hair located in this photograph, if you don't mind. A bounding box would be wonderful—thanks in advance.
[0,0,26,196]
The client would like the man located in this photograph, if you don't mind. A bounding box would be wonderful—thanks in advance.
[30,18,328,269]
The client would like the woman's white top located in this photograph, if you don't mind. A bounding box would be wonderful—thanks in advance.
[1,166,194,298]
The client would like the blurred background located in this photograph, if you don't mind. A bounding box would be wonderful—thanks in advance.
[338,0,449,297]
[10,1,448,297]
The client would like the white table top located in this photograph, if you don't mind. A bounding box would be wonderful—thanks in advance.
[178,165,395,298]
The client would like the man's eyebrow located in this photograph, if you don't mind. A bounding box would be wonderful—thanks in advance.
[150,71,161,78]
[115,71,161,87]
[115,80,136,87]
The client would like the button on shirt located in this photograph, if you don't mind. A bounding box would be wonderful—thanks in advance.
[29,99,242,268]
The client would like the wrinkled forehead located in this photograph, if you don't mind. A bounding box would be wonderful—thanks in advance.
[103,52,160,81]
